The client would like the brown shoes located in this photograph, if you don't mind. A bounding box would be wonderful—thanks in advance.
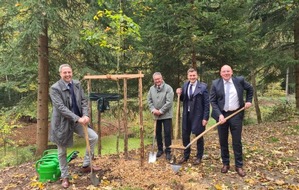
[235,167,246,177]
[80,165,101,173]
[177,157,188,164]
[221,165,230,173]
[220,165,246,177]
[193,158,201,165]
[61,178,70,189]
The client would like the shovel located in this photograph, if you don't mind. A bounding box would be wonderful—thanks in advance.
[170,93,182,173]
[169,107,245,150]
[148,119,157,163]
[83,124,100,186]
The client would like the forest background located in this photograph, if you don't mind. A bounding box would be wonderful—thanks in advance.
[0,1,299,188]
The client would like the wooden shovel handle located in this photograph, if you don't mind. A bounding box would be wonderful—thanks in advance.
[83,124,93,171]
[185,107,245,149]
[174,93,181,141]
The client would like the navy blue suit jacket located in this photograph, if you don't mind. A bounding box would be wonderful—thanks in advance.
[180,80,210,134]
[209,76,253,121]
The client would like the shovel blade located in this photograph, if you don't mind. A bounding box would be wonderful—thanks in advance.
[90,172,100,186]
[148,152,157,163]
[170,164,182,173]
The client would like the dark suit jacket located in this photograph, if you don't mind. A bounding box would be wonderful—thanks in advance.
[210,76,253,121]
[180,80,210,134]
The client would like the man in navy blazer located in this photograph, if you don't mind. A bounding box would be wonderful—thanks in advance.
[210,65,253,177]
[176,68,210,165]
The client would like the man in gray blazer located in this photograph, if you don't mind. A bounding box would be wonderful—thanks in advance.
[50,64,99,188]
[147,72,174,161]
[210,65,253,177]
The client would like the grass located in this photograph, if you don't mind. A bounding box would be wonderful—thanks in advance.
[69,135,151,157]
[267,136,280,143]
[0,135,151,169]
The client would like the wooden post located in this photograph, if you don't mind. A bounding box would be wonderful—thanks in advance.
[82,73,145,159]
[138,71,144,166]
[123,78,128,158]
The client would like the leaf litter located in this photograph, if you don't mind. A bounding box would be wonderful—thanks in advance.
[0,121,299,189]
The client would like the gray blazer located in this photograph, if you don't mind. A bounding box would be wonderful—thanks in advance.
[147,82,174,120]
[49,79,89,147]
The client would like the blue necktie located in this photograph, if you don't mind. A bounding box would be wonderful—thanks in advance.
[189,84,193,99]
[68,83,81,116]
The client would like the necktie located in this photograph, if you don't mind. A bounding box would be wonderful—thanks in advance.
[224,81,230,111]
[189,84,193,99]
[68,83,81,116]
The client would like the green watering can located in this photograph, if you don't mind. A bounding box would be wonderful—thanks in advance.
[35,159,61,182]
[36,149,79,182]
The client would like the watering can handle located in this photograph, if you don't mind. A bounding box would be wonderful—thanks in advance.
[35,159,58,171]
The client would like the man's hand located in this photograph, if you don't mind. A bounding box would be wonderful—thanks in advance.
[77,116,90,125]
[202,119,208,126]
[219,114,227,124]
[152,109,162,116]
[176,88,182,95]
[244,102,252,109]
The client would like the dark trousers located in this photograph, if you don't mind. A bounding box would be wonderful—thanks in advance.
[218,111,243,167]
[182,112,204,159]
[156,119,172,153]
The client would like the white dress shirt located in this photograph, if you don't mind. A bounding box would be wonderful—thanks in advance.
[223,79,239,111]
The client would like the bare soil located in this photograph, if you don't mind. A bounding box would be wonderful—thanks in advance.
[1,120,299,190]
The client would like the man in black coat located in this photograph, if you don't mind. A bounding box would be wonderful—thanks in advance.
[176,68,210,165]
[210,65,253,177]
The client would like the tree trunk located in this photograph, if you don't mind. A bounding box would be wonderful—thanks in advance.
[251,70,262,123]
[36,22,49,156]
[294,16,299,110]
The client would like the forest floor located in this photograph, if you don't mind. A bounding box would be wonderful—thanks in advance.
[1,119,299,190]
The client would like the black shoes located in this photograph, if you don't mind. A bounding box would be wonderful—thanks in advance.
[193,158,201,165]
[156,150,164,157]
[157,150,172,161]
[166,152,171,161]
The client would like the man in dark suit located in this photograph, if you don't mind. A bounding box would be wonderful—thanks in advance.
[210,65,253,177]
[176,68,210,165]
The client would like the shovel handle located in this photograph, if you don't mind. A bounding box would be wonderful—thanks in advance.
[83,124,93,172]
[185,107,245,149]
[174,93,181,141]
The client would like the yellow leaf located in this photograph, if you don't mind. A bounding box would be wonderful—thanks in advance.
[214,184,222,190]
[275,179,285,185]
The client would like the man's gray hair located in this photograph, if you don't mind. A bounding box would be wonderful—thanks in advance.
[59,64,71,72]
[152,72,162,78]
